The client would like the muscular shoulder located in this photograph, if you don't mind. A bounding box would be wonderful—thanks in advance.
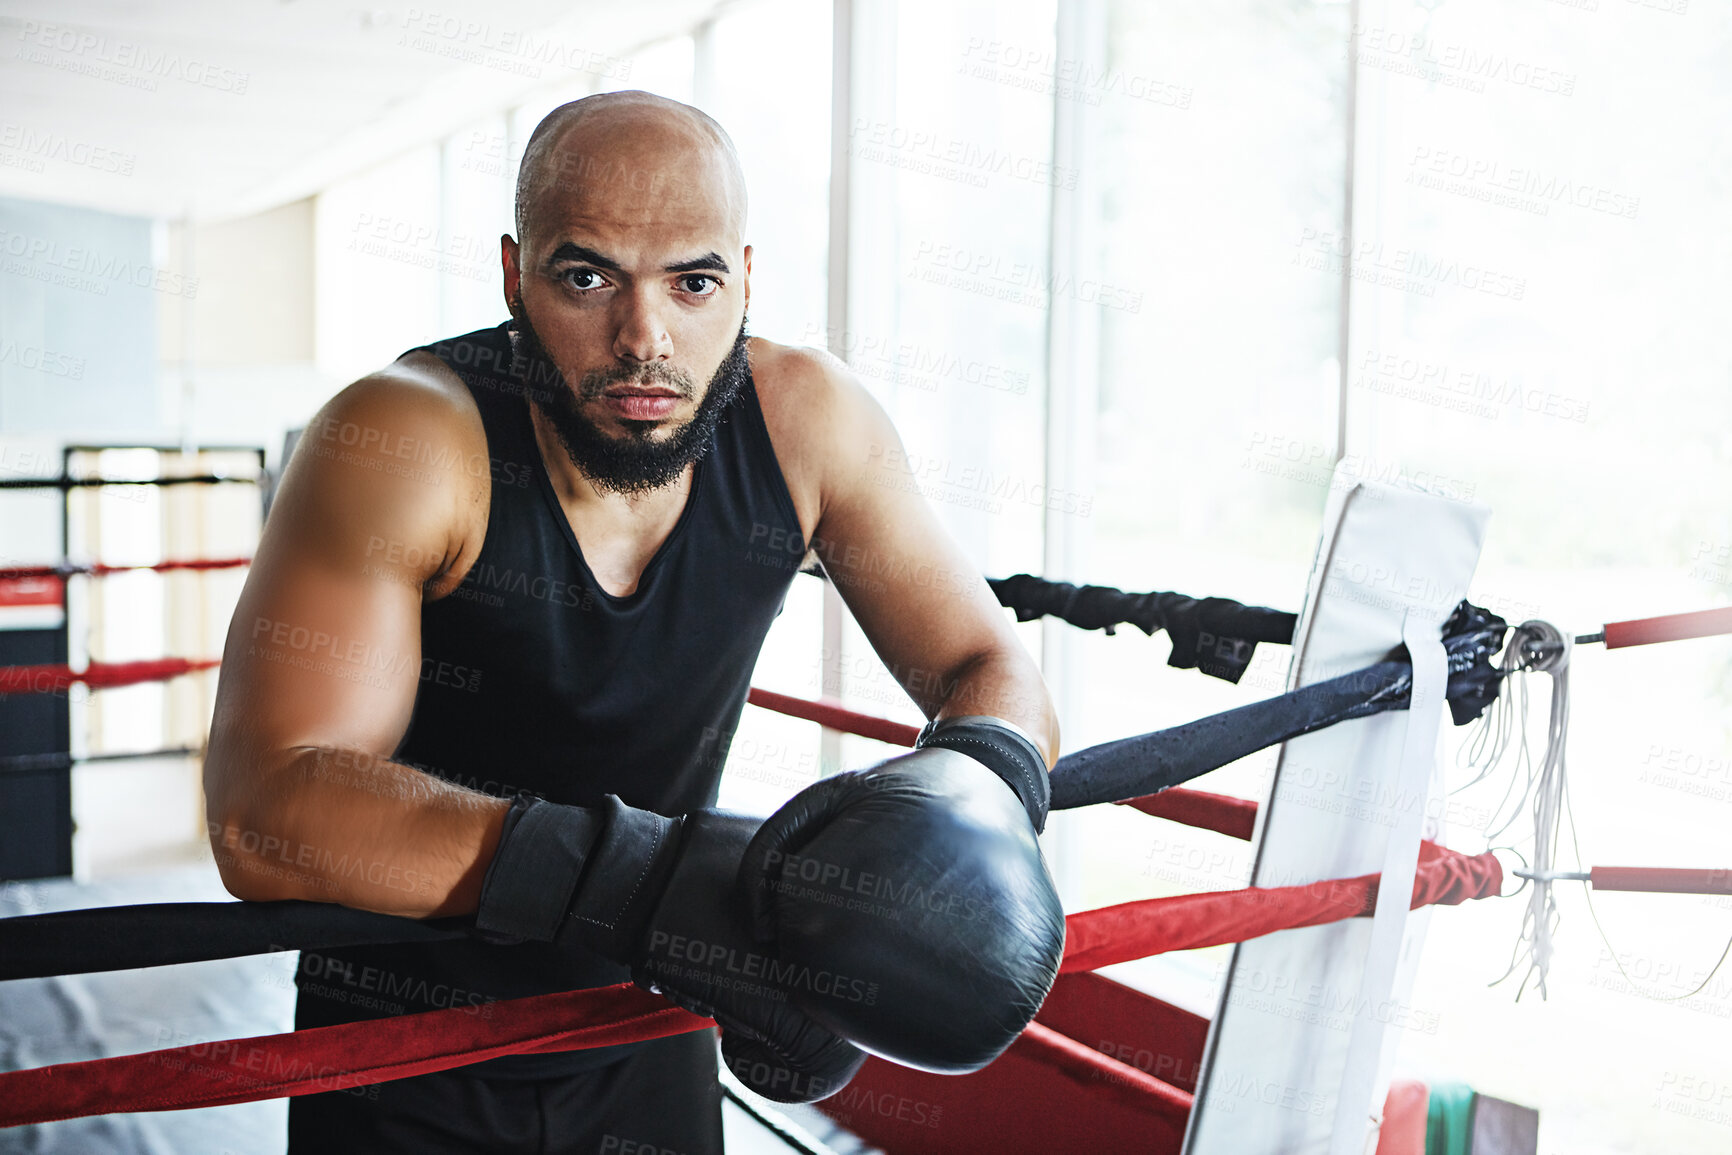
[748,337,886,544]
[282,350,490,591]
[312,350,485,452]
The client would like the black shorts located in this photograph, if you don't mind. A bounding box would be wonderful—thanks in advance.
[286,1028,723,1155]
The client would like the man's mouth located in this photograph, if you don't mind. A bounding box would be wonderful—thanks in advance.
[601,384,684,421]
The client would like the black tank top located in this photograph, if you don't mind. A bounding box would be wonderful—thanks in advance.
[293,321,807,1079]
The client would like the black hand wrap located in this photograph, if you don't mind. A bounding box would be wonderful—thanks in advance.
[474,792,605,944]
[914,714,1051,832]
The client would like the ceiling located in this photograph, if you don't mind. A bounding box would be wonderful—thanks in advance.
[0,0,727,223]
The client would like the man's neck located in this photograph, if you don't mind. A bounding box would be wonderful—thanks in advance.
[528,403,694,522]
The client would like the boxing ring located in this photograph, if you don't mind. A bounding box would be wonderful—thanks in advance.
[3,468,1731,1153]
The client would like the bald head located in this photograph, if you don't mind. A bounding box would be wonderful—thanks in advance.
[513,91,747,254]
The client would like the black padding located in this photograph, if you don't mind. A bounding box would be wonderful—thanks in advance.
[0,901,467,982]
[988,574,1297,683]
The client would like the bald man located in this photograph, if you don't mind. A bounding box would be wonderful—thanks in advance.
[204,91,1058,1153]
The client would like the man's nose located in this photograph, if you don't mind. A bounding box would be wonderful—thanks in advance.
[612,285,673,363]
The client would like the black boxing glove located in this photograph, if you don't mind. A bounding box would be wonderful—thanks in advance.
[474,794,865,1104]
[739,744,1065,1073]
[913,713,1052,832]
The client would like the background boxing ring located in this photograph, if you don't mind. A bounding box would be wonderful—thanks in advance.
[0,468,1521,1152]
[4,1,1732,1151]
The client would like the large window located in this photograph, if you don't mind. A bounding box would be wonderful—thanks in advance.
[1060,3,1732,1152]
[1339,6,1732,1152]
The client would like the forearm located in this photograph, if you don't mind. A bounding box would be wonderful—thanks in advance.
[207,745,509,918]
[932,649,1060,767]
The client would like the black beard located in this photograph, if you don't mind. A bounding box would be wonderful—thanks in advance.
[510,297,751,496]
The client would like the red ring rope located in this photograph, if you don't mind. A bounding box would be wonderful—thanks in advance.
[1590,866,1732,895]
[0,557,251,581]
[1117,789,1258,842]
[0,984,705,1126]
[0,841,1500,1126]
[746,688,1259,841]
[745,687,923,747]
[0,658,219,696]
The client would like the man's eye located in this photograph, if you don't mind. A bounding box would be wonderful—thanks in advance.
[679,274,719,296]
[562,269,605,291]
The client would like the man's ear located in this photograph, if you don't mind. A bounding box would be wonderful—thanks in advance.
[742,244,753,315]
[502,234,522,315]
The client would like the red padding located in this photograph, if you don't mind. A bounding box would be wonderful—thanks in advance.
[1590,866,1732,895]
[745,687,922,746]
[0,576,62,608]
[1119,788,1258,841]
[819,1021,1192,1155]
[1035,971,1210,1093]
[1603,606,1732,650]
[1376,1078,1430,1155]
[0,982,706,1127]
[0,658,220,695]
[1061,840,1502,974]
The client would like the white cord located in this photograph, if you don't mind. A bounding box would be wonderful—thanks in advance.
[1461,620,1572,1000]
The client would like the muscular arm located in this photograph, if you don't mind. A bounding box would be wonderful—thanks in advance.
[203,363,508,917]
[791,352,1059,766]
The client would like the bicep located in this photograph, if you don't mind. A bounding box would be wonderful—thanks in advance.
[206,380,470,811]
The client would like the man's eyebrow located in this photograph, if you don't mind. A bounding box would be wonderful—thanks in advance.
[543,243,622,272]
[541,244,731,277]
[665,252,731,275]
